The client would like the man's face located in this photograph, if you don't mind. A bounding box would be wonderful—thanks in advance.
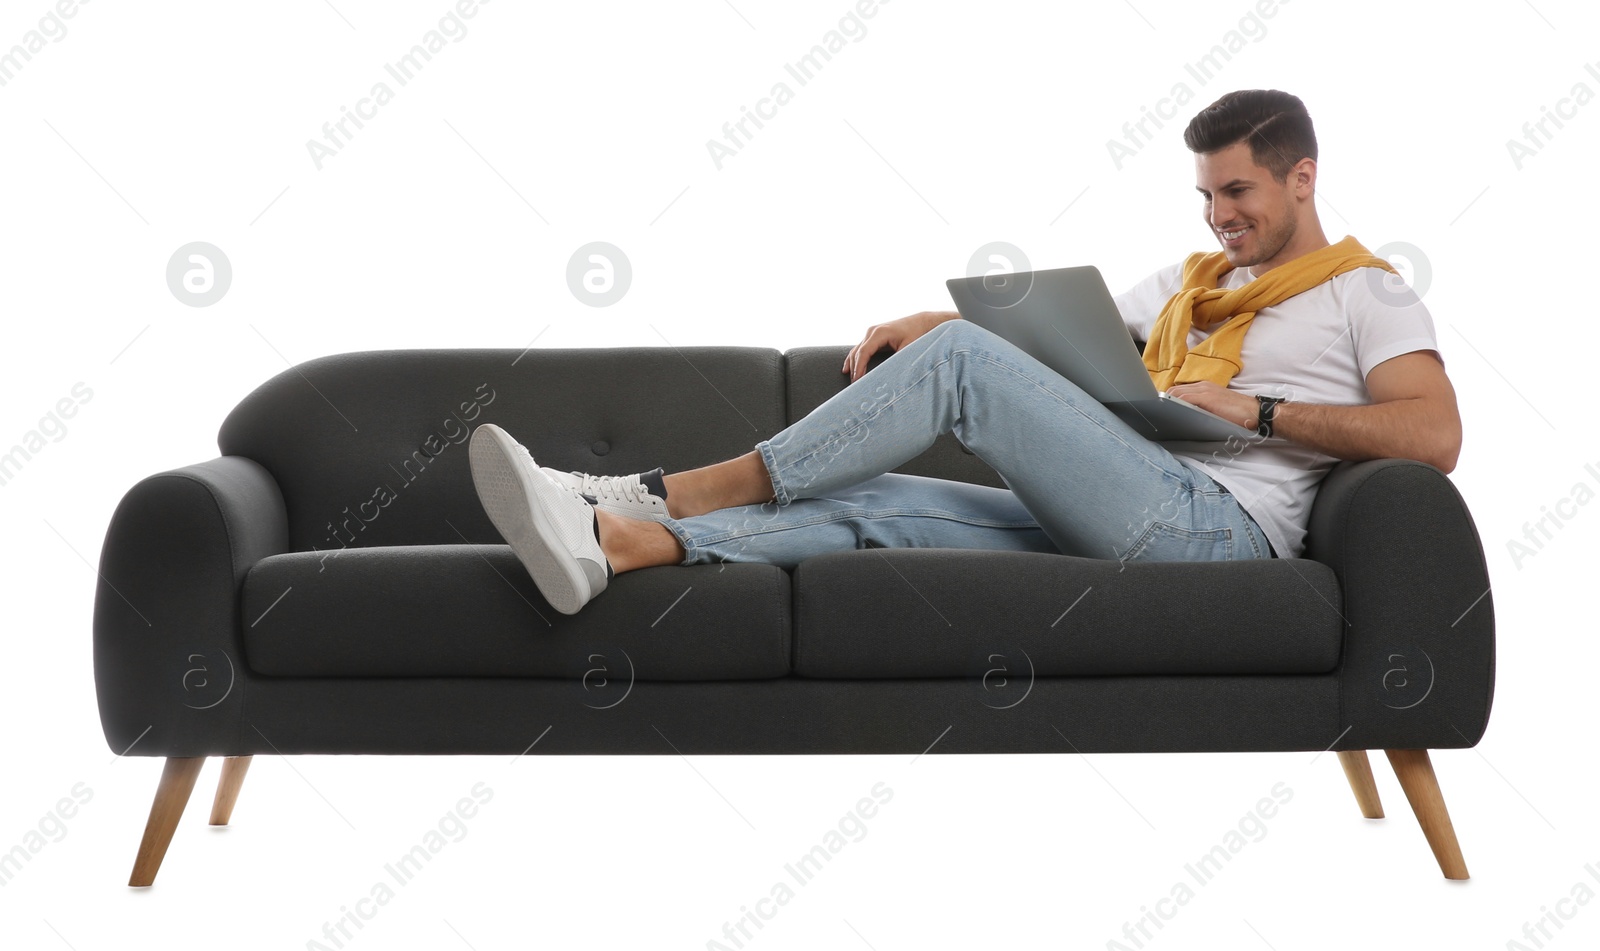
[1194,141,1303,273]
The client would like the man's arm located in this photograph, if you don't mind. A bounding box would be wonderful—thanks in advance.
[1166,350,1463,473]
[1272,351,1462,472]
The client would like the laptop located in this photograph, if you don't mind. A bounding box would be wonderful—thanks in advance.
[946,265,1261,443]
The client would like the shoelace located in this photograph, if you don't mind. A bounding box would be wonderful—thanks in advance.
[508,437,650,507]
[568,472,650,505]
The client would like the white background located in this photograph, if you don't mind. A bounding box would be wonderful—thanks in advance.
[2,0,1595,948]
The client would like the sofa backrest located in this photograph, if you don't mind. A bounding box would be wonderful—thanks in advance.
[219,348,786,552]
[218,346,1005,553]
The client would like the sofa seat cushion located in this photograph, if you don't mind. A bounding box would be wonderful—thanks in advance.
[792,550,1344,678]
[242,545,792,679]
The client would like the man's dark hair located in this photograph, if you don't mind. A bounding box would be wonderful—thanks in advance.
[1183,90,1317,182]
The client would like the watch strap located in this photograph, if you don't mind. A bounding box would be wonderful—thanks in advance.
[1255,396,1284,437]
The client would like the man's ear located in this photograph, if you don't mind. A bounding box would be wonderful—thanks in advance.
[1290,157,1317,196]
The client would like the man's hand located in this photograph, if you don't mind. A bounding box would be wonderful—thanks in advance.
[843,311,961,383]
[1166,380,1260,431]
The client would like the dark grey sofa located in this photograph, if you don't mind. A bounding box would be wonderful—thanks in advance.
[93,344,1496,885]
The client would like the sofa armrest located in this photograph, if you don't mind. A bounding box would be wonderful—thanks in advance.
[1306,458,1495,750]
[93,456,289,757]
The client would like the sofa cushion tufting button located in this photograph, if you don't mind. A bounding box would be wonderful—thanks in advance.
[591,440,610,456]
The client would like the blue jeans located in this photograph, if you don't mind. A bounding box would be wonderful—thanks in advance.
[658,319,1274,569]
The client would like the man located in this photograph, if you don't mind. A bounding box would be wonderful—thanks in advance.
[468,89,1460,615]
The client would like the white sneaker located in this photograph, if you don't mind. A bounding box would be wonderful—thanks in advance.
[540,467,671,522]
[469,423,612,615]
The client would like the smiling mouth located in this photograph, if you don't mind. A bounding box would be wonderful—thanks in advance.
[1219,227,1249,240]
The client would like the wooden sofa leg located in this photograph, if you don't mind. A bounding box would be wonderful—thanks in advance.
[129,756,206,887]
[1337,750,1385,818]
[1384,749,1470,880]
[209,756,253,826]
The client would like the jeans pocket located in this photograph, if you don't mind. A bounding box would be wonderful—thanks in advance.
[1122,520,1234,563]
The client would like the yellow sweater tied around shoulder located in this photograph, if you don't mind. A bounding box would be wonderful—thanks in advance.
[1141,235,1396,391]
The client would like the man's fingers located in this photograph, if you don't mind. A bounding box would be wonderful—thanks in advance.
[846,334,874,378]
[846,324,900,380]
[844,340,864,374]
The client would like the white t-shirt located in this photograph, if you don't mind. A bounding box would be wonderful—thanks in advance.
[1112,260,1441,559]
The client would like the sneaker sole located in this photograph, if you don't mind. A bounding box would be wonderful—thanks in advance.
[469,428,594,615]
